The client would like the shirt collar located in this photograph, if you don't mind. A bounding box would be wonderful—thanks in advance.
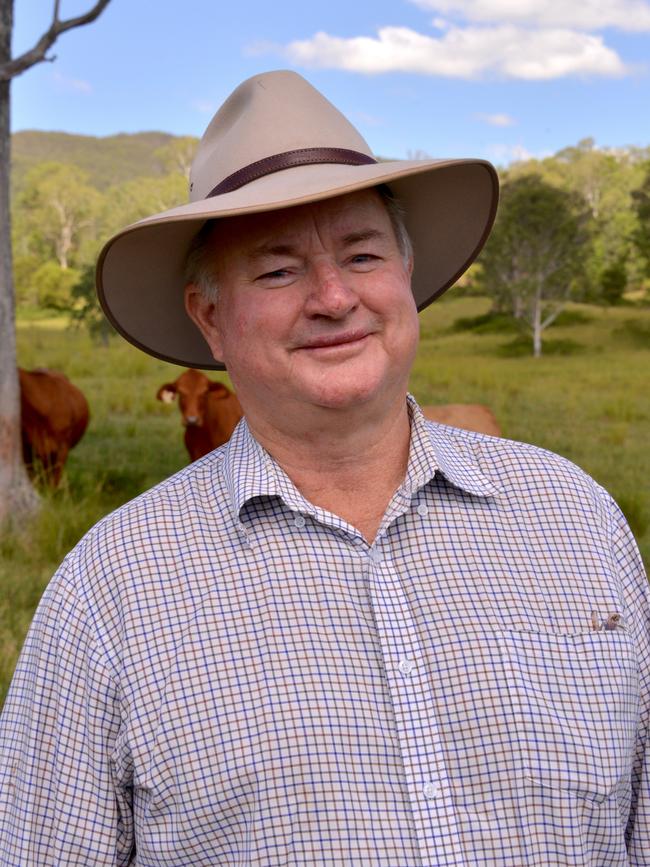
[222,417,316,526]
[406,396,502,499]
[222,395,500,526]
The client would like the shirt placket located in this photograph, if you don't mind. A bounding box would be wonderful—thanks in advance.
[365,537,466,867]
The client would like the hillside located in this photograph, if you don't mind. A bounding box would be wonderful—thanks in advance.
[11,130,176,193]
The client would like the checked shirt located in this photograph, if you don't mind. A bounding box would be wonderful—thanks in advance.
[1,396,648,865]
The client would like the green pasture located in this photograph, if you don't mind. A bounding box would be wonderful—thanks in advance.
[1,295,648,703]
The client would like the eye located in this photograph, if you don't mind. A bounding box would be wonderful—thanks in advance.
[254,267,296,286]
[348,252,381,270]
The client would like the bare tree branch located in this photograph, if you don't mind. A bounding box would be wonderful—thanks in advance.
[540,303,568,331]
[0,0,111,81]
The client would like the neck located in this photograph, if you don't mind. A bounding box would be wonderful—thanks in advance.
[245,394,412,543]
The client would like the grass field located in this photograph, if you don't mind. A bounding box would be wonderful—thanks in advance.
[1,295,648,703]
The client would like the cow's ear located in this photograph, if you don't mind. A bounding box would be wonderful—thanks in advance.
[208,382,229,397]
[156,384,177,403]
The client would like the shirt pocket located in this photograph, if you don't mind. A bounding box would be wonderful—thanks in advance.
[499,628,640,803]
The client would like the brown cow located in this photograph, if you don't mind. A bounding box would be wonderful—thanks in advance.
[19,367,90,487]
[421,404,501,437]
[157,368,243,462]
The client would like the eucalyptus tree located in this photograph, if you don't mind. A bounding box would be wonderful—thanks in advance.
[0,0,111,524]
[18,162,103,269]
[506,142,647,297]
[477,174,590,357]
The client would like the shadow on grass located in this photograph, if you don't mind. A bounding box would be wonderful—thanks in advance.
[551,309,593,327]
[613,318,650,349]
[449,309,593,339]
[448,313,520,335]
[496,337,586,358]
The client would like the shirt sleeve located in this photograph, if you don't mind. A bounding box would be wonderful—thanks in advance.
[610,498,650,860]
[0,558,134,866]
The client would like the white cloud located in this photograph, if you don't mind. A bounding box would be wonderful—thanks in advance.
[52,70,92,94]
[476,112,516,126]
[285,25,626,80]
[410,0,650,32]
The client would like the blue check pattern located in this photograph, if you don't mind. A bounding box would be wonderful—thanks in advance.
[1,396,648,865]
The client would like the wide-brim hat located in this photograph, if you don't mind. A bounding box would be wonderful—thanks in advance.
[97,70,499,371]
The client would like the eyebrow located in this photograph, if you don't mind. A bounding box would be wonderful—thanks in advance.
[247,229,389,261]
[246,243,297,261]
[340,229,388,246]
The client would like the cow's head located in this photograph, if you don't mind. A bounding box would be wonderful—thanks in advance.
[157,368,230,427]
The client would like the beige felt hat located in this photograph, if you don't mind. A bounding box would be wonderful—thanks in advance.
[97,70,499,370]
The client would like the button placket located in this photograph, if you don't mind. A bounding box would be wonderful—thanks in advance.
[368,547,384,564]
[365,546,464,864]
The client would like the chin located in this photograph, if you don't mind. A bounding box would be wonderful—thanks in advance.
[305,375,388,411]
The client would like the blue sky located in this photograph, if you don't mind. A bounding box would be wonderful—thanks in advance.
[10,0,650,166]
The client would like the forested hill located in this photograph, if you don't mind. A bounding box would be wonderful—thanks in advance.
[11,130,176,193]
[9,131,650,320]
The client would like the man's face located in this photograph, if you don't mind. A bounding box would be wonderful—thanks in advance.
[185,189,419,418]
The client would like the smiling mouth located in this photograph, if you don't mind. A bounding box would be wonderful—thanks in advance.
[297,331,371,351]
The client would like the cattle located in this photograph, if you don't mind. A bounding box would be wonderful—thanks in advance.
[421,404,501,437]
[157,368,243,462]
[19,367,90,488]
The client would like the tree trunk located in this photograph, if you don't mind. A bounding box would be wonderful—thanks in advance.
[532,288,542,358]
[53,198,74,268]
[0,1,40,525]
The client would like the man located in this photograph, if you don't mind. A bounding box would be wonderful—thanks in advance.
[0,71,647,865]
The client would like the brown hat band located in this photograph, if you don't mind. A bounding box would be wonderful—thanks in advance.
[207,147,377,197]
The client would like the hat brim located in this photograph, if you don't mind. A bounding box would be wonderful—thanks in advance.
[97,158,498,370]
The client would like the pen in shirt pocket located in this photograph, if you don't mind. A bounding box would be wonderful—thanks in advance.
[591,611,625,631]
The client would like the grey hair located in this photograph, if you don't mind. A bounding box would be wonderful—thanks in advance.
[184,185,414,302]
[184,220,223,302]
[376,184,414,270]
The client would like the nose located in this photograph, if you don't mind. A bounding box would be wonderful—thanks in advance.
[304,260,358,319]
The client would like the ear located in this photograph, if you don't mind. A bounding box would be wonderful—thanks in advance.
[184,284,225,363]
[156,384,177,403]
[208,381,230,398]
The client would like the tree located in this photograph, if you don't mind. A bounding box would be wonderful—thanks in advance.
[506,141,648,298]
[69,263,114,346]
[101,173,186,237]
[31,261,81,310]
[18,162,103,268]
[632,162,650,281]
[0,0,112,525]
[599,256,628,306]
[554,138,609,219]
[154,136,198,183]
[477,174,590,357]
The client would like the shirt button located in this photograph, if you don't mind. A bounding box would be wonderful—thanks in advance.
[422,781,440,799]
[398,659,414,675]
[369,548,383,563]
[417,503,429,518]
[293,514,306,529]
